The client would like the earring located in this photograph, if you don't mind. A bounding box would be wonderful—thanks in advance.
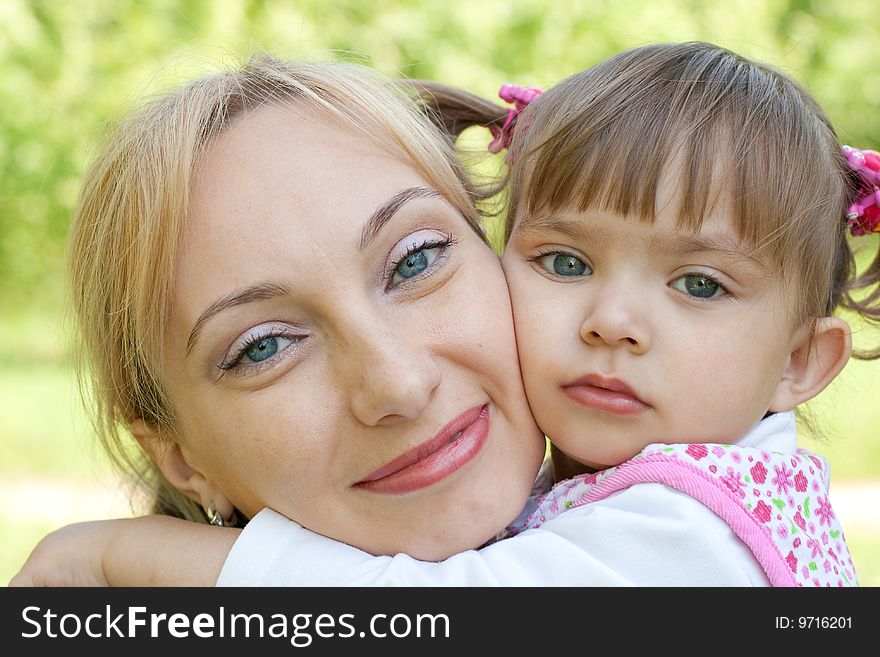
[206,503,225,527]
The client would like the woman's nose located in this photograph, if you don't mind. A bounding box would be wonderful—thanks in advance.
[579,285,649,354]
[341,319,441,427]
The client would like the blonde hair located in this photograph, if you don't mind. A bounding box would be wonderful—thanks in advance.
[508,42,880,347]
[68,55,490,523]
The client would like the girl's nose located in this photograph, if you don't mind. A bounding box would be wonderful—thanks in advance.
[578,285,649,355]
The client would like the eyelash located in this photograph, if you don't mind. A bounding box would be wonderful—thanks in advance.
[216,233,457,376]
[529,248,590,274]
[384,232,456,290]
[532,247,580,259]
[528,248,732,300]
[218,325,303,375]
[669,271,731,301]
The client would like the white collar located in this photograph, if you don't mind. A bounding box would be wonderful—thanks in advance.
[736,411,797,452]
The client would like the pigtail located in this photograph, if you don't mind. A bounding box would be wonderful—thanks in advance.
[840,235,880,359]
[401,79,510,206]
[402,79,509,144]
[834,147,880,360]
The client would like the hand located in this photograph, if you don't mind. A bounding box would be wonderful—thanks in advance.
[8,519,123,587]
[10,515,241,587]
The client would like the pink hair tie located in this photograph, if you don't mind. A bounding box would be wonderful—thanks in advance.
[488,83,543,155]
[842,145,880,236]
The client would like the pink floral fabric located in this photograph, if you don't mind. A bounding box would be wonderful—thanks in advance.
[509,443,857,587]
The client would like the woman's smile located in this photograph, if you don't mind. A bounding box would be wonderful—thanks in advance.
[355,404,490,494]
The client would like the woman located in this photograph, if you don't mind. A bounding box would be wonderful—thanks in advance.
[48,55,546,573]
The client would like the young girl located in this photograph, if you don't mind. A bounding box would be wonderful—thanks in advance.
[14,42,874,587]
[493,40,877,587]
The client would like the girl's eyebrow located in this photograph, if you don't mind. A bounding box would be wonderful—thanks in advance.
[359,185,441,250]
[186,281,290,357]
[659,233,769,269]
[515,214,594,243]
[517,214,768,269]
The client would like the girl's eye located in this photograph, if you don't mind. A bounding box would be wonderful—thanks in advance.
[538,253,591,277]
[242,335,293,363]
[671,274,726,299]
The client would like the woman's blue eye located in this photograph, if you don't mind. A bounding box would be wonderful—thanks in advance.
[672,274,724,299]
[242,335,294,363]
[392,246,441,284]
[540,253,591,277]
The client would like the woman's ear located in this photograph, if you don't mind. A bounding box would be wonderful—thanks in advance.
[769,317,852,412]
[129,419,236,521]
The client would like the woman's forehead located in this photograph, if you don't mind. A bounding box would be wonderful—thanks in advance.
[189,105,426,239]
[172,108,441,323]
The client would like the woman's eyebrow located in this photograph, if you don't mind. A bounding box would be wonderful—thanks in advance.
[359,186,441,250]
[186,281,290,356]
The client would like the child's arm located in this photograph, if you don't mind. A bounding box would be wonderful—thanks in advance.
[217,487,769,586]
[9,516,240,587]
[11,485,769,586]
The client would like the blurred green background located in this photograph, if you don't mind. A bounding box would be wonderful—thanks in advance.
[1,0,878,586]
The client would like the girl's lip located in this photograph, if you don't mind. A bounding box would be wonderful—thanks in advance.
[354,404,490,494]
[563,374,650,415]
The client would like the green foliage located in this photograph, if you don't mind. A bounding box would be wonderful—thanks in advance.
[1,0,879,587]
[1,0,880,309]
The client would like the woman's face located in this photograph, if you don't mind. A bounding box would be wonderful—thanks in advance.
[161,104,545,559]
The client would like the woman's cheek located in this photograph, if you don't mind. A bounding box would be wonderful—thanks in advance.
[453,268,518,362]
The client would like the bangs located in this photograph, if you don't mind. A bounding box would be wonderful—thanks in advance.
[511,43,845,268]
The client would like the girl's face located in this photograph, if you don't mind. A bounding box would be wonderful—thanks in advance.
[161,105,545,560]
[502,183,806,471]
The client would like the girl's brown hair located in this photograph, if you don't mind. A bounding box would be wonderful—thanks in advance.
[416,42,880,357]
[514,42,880,353]
[68,55,494,524]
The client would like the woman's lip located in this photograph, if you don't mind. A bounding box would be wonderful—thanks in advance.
[564,374,649,415]
[354,404,489,494]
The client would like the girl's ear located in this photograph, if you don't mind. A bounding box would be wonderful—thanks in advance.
[769,317,852,412]
[129,419,236,521]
